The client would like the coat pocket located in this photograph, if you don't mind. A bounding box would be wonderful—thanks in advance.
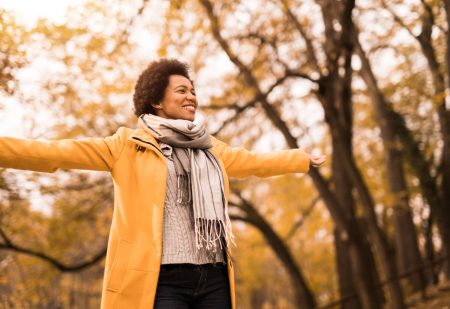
[106,238,133,292]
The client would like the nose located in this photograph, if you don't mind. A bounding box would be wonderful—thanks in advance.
[187,92,196,101]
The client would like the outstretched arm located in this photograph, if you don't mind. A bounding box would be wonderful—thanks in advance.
[216,140,326,178]
[0,127,127,173]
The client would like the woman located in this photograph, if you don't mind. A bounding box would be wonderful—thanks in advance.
[0,59,325,308]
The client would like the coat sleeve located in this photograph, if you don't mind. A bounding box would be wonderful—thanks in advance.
[0,127,128,173]
[212,137,311,178]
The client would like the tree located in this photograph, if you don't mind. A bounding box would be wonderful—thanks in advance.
[2,0,449,307]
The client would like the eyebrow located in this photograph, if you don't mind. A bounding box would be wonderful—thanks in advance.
[175,85,195,91]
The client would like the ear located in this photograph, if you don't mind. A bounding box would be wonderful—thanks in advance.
[151,102,163,110]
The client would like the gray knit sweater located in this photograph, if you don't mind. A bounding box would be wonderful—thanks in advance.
[160,143,225,265]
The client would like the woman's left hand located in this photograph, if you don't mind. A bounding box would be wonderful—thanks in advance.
[309,155,326,168]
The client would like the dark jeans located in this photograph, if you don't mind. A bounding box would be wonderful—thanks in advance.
[154,263,231,309]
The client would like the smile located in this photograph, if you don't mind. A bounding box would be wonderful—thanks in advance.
[182,105,196,112]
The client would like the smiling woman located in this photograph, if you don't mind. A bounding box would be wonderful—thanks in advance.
[133,59,198,120]
[153,75,197,121]
[0,58,325,309]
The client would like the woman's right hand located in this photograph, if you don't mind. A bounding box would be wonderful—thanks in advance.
[309,155,326,168]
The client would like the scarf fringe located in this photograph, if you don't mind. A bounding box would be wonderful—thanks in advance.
[194,216,236,251]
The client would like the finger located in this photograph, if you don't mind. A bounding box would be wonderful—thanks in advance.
[318,156,326,164]
[311,156,326,163]
[311,156,326,167]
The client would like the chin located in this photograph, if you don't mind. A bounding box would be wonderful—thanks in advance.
[169,114,195,121]
[182,114,196,122]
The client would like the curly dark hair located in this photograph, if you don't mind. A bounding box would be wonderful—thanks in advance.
[133,59,191,116]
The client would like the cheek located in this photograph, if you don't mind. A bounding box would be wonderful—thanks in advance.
[164,100,179,110]
[161,94,185,114]
[171,97,185,108]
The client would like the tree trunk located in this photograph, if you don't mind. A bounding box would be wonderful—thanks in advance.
[331,110,384,308]
[423,215,438,284]
[415,2,450,277]
[354,33,426,293]
[335,230,361,309]
[315,2,405,300]
[198,1,387,306]
[331,87,361,307]
[345,225,384,309]
[439,0,450,272]
[318,72,406,309]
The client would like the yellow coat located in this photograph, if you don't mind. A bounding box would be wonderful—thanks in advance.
[0,127,310,308]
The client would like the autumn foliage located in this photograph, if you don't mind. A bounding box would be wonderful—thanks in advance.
[1,0,450,308]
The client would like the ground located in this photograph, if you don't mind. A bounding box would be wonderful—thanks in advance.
[406,279,450,309]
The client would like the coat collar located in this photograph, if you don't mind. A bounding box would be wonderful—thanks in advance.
[128,129,164,158]
[128,128,159,146]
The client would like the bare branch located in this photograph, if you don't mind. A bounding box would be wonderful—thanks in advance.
[285,68,319,83]
[200,0,303,147]
[0,228,12,247]
[228,214,252,224]
[210,99,258,135]
[0,227,106,272]
[279,0,321,72]
[208,71,316,136]
[232,32,278,49]
[108,0,150,55]
[380,0,415,38]
[285,196,321,240]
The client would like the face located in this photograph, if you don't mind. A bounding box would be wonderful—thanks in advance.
[153,75,197,121]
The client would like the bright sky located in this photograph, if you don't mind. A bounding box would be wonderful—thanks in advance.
[0,0,86,137]
[0,0,166,138]
[0,0,86,24]
[0,2,91,215]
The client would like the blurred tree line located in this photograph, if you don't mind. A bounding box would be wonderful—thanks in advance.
[1,0,449,308]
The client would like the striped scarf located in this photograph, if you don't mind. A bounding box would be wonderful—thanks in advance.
[139,114,235,251]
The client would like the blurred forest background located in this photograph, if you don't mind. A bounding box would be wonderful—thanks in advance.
[1,0,450,308]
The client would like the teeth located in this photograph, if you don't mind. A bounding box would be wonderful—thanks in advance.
[183,106,195,112]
